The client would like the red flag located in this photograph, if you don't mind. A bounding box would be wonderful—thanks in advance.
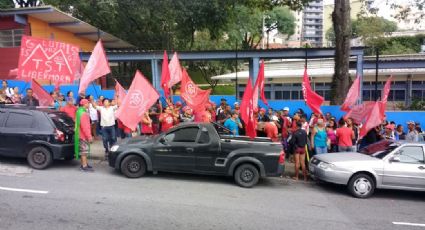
[31,79,54,106]
[160,51,171,98]
[359,102,385,138]
[180,68,211,110]
[253,60,268,106]
[302,68,324,114]
[78,40,111,94]
[240,79,257,139]
[168,52,183,88]
[115,70,159,130]
[344,101,375,124]
[114,79,127,102]
[381,75,393,104]
[341,76,360,112]
[17,36,80,83]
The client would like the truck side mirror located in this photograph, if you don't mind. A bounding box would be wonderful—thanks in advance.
[159,137,166,144]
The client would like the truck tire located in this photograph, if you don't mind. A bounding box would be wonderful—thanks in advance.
[234,163,260,188]
[120,155,146,178]
[347,173,375,198]
[27,146,53,170]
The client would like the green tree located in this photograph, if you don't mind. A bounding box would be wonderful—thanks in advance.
[0,0,13,8]
[352,16,397,48]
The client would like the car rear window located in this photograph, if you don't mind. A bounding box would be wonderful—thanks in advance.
[48,112,74,133]
[5,112,33,128]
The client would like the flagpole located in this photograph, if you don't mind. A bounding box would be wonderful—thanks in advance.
[235,41,239,101]
[374,47,379,101]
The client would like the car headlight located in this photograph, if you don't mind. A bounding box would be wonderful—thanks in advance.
[318,161,334,170]
[110,145,119,152]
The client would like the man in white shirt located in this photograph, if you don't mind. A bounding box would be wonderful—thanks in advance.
[92,98,118,158]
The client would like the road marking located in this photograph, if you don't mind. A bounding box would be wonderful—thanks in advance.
[393,222,425,227]
[0,186,48,194]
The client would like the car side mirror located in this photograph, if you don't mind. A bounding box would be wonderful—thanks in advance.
[159,137,166,144]
[390,156,400,163]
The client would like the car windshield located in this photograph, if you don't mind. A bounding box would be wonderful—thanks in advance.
[358,140,399,159]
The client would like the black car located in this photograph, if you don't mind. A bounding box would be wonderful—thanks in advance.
[109,122,285,187]
[0,105,75,169]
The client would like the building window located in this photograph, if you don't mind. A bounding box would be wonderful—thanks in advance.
[275,91,282,100]
[363,90,371,101]
[265,91,271,100]
[282,91,290,100]
[239,92,244,98]
[0,29,24,47]
[412,90,422,100]
[291,91,299,100]
[394,90,405,101]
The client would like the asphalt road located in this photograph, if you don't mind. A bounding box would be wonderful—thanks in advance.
[0,157,424,230]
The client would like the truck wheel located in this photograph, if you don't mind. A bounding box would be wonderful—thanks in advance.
[348,173,375,198]
[120,155,146,178]
[234,163,259,188]
[27,146,53,170]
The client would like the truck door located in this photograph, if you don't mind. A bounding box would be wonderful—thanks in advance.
[194,126,221,173]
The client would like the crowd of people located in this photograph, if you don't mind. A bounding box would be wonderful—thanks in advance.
[2,80,424,174]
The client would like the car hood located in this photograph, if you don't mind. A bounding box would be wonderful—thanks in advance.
[315,152,380,163]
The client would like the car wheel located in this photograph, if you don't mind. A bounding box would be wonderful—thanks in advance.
[120,155,146,178]
[234,163,260,188]
[27,146,53,170]
[348,173,375,198]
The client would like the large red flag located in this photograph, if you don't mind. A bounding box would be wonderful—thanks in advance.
[114,79,127,102]
[78,40,111,94]
[344,101,375,124]
[168,52,183,88]
[253,60,268,106]
[359,102,385,138]
[240,79,257,139]
[115,70,159,130]
[160,51,171,98]
[180,68,211,110]
[302,68,324,114]
[341,76,360,112]
[31,79,54,106]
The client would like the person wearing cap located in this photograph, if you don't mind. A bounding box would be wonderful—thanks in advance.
[258,108,270,122]
[180,106,195,123]
[280,107,292,151]
[234,102,240,114]
[406,121,419,142]
[74,99,94,172]
[60,98,77,121]
[224,112,243,136]
[383,124,396,140]
[310,118,328,154]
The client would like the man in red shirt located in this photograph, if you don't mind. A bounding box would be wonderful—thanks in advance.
[159,106,177,132]
[264,118,279,142]
[75,99,93,172]
[336,119,355,152]
[60,99,77,121]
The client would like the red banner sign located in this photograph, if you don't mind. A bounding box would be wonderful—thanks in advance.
[17,36,81,83]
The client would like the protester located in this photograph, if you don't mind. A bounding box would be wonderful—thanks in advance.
[10,87,21,104]
[149,101,161,134]
[310,118,328,154]
[216,98,227,116]
[280,107,292,152]
[346,118,359,151]
[326,123,338,153]
[54,93,66,110]
[383,124,396,140]
[88,95,99,139]
[264,116,279,142]
[336,119,355,152]
[66,91,74,104]
[92,98,118,158]
[415,122,422,133]
[159,106,177,132]
[74,99,93,172]
[258,108,270,122]
[300,115,310,135]
[217,104,231,124]
[21,88,39,106]
[289,121,308,181]
[360,126,381,149]
[2,80,14,98]
[60,98,77,120]
[141,112,154,135]
[224,112,243,136]
[234,102,240,114]
[395,124,406,140]
[406,121,419,142]
[180,106,195,122]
